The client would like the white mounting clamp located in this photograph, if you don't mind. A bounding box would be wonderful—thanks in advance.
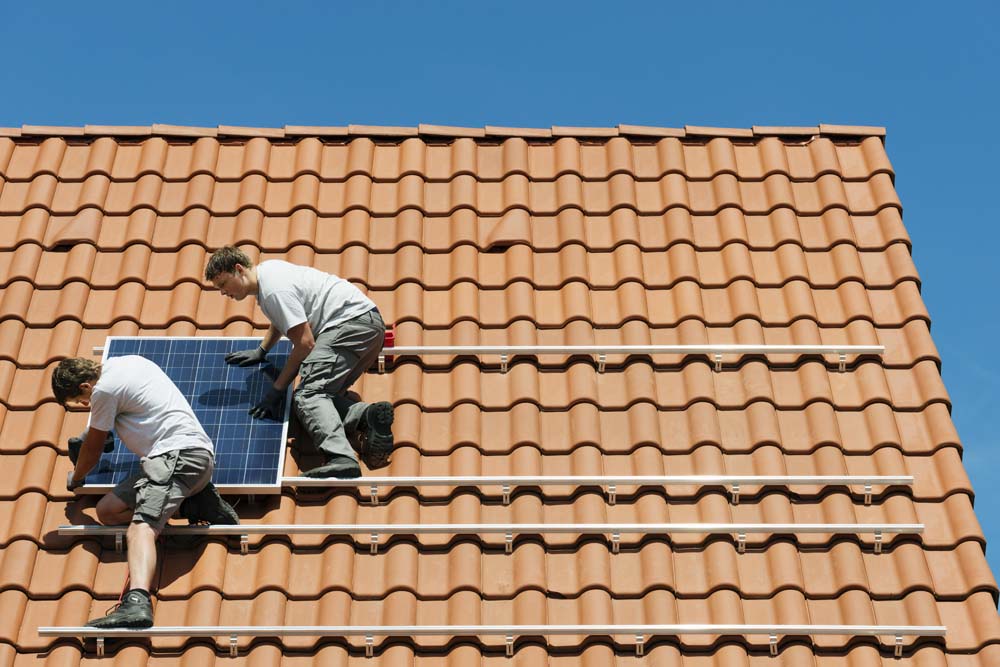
[731,482,741,505]
[769,633,778,656]
[838,353,847,373]
[96,637,105,657]
[370,533,380,555]
[607,484,617,506]
[115,532,124,553]
[505,532,513,554]
[366,634,374,658]
[239,535,249,555]
[874,530,883,555]
[505,634,514,657]
[864,483,873,506]
[597,353,607,373]
[230,634,238,657]
[895,634,903,658]
[635,633,645,656]
[501,484,511,505]
[370,484,379,506]
[611,532,621,554]
[737,532,747,554]
[500,354,509,373]
[714,353,723,372]
[377,354,385,373]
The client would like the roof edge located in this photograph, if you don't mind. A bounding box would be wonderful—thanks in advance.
[3,123,889,141]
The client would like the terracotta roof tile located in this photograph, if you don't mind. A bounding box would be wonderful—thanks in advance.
[0,127,994,663]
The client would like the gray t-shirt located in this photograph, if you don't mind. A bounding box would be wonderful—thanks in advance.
[88,356,214,458]
[256,260,376,335]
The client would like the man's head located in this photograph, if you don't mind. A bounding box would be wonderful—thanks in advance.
[51,358,101,408]
[205,246,257,301]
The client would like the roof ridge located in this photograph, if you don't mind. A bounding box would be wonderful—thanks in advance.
[0,123,887,140]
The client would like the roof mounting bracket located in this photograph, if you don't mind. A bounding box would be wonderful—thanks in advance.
[731,483,741,505]
[895,634,903,658]
[635,633,645,656]
[874,530,883,555]
[370,484,379,506]
[95,637,105,657]
[838,353,847,373]
[370,533,380,555]
[500,354,509,373]
[505,532,513,554]
[737,532,747,554]
[505,633,514,657]
[502,484,511,505]
[377,354,385,374]
[714,353,723,372]
[769,634,778,656]
[114,532,124,553]
[611,532,621,554]
[597,353,607,373]
[366,634,374,658]
[864,483,873,506]
[239,535,249,555]
[230,634,238,657]
[607,484,617,506]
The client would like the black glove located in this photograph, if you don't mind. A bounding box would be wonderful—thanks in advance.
[225,345,267,367]
[67,430,116,464]
[67,471,85,492]
[249,386,285,420]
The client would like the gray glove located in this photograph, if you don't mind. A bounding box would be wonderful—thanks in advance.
[225,345,267,367]
[249,386,285,420]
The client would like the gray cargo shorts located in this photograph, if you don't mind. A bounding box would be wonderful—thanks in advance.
[112,447,214,532]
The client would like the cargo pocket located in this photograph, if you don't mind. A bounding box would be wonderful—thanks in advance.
[135,451,180,524]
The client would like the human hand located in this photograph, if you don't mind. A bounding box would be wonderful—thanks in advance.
[225,346,267,367]
[249,386,285,420]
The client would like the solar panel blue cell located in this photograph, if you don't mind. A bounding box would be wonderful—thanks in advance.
[82,337,292,493]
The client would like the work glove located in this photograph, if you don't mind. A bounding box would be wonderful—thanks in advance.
[249,386,285,420]
[66,471,85,492]
[225,345,267,367]
[67,430,116,464]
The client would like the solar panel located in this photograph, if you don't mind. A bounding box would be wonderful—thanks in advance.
[79,337,292,494]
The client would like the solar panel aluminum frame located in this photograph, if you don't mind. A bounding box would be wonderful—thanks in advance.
[76,336,292,495]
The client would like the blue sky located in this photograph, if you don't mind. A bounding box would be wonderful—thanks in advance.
[3,2,998,575]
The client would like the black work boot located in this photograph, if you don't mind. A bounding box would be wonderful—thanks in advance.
[360,401,395,469]
[86,589,154,628]
[303,455,362,479]
[178,483,240,525]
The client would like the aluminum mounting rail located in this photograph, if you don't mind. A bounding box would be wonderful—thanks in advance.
[59,522,923,555]
[38,623,948,658]
[282,474,914,506]
[378,344,885,372]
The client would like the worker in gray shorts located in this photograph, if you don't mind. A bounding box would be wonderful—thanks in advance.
[53,355,239,628]
[205,246,394,479]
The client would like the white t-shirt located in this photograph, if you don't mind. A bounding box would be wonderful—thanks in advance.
[88,356,214,458]
[256,260,376,336]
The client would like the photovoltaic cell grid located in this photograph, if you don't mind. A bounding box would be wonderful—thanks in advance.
[82,337,292,493]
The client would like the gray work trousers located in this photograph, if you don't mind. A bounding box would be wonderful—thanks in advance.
[293,309,385,462]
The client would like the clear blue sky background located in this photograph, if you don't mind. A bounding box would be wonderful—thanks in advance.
[3,2,998,576]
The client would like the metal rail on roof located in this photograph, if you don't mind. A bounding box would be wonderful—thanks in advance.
[38,623,948,658]
[59,522,922,555]
[281,474,913,506]
[379,344,885,372]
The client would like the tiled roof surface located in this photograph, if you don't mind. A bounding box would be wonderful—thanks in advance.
[1,125,997,664]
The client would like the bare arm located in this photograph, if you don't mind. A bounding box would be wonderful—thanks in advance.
[70,427,110,486]
[273,321,315,391]
[260,324,283,352]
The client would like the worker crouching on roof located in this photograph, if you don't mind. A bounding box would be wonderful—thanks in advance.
[205,246,394,479]
[52,356,240,628]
